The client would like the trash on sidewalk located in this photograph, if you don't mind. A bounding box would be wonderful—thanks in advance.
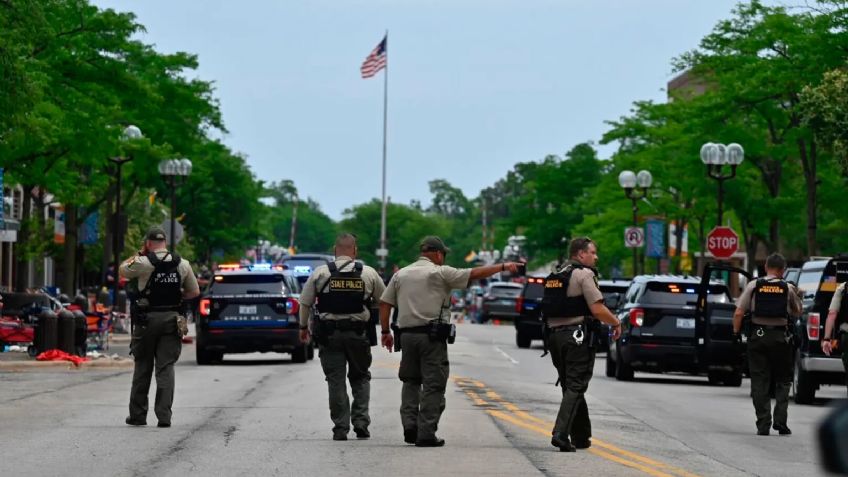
[36,349,88,366]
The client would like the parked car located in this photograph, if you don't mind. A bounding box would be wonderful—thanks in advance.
[195,263,311,364]
[481,282,523,322]
[598,279,631,312]
[607,274,740,385]
[514,276,545,348]
[783,267,801,286]
[792,255,848,404]
[280,253,334,286]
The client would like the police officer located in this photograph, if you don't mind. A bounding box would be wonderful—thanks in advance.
[120,227,199,428]
[378,236,520,447]
[544,237,621,452]
[821,278,847,393]
[298,233,386,441]
[732,253,802,436]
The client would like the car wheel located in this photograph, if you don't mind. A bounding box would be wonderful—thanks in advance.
[724,370,743,387]
[307,342,315,360]
[793,350,816,404]
[292,344,308,363]
[516,331,531,349]
[196,346,213,365]
[605,352,615,378]
[614,347,634,381]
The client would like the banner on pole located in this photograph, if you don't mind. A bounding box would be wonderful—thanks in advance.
[645,219,666,259]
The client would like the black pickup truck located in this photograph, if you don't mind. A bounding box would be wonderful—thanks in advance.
[792,256,848,404]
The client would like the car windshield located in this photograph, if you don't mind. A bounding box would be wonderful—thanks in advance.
[524,283,544,300]
[643,282,730,305]
[281,258,331,284]
[798,267,824,297]
[210,274,287,295]
[490,285,522,298]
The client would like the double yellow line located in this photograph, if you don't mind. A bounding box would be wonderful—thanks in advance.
[453,377,701,477]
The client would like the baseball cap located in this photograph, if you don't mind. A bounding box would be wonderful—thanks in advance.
[145,226,167,241]
[419,236,450,253]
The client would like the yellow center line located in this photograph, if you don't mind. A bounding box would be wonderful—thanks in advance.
[486,410,675,477]
[453,377,701,477]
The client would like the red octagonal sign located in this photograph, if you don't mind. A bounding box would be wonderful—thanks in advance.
[707,226,739,260]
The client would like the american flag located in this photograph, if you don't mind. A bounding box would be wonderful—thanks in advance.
[360,36,387,79]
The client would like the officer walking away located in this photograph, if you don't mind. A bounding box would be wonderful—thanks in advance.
[120,227,199,428]
[820,276,847,394]
[732,253,802,436]
[544,237,621,452]
[379,236,520,447]
[298,233,386,441]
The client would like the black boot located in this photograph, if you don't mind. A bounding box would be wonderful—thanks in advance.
[551,434,576,452]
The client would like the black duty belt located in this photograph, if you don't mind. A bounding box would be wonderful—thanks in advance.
[325,319,367,332]
[399,326,431,334]
[549,324,583,333]
[752,324,789,331]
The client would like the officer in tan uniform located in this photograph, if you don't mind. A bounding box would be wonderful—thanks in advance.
[298,233,386,441]
[379,236,520,447]
[543,237,621,452]
[733,253,802,436]
[120,227,199,428]
[824,281,848,395]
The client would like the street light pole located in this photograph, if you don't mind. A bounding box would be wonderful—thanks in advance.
[700,143,745,227]
[109,124,142,312]
[619,170,653,276]
[158,158,193,252]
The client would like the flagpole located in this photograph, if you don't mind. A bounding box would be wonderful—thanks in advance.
[379,31,389,273]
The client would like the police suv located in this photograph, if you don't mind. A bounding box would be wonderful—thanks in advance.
[793,256,848,403]
[195,263,312,364]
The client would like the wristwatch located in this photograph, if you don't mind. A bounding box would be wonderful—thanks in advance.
[381,329,391,334]
[299,326,309,330]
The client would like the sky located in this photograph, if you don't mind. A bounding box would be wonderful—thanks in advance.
[93,0,772,220]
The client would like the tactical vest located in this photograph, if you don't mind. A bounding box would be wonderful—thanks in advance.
[317,261,367,315]
[541,264,593,318]
[142,252,183,311]
[752,278,788,319]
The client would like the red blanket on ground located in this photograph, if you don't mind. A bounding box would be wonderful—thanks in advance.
[36,349,88,366]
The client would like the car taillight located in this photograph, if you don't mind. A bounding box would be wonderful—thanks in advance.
[199,298,211,317]
[516,296,524,313]
[629,308,644,327]
[807,312,820,341]
[286,298,300,316]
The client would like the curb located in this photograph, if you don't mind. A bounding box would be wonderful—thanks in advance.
[0,359,134,371]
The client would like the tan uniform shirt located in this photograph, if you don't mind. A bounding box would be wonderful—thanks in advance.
[736,275,802,326]
[380,256,472,329]
[829,283,845,312]
[119,248,199,295]
[547,263,604,328]
[298,256,386,327]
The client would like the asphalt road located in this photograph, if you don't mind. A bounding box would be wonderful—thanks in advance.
[0,322,841,476]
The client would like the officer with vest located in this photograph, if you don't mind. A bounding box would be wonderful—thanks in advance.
[821,280,848,394]
[120,227,199,428]
[379,236,520,447]
[298,233,386,441]
[733,253,802,436]
[543,237,621,452]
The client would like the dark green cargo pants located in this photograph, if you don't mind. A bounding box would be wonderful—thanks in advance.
[129,311,182,425]
[399,332,449,441]
[748,327,793,432]
[840,334,848,392]
[319,329,372,433]
[549,328,595,441]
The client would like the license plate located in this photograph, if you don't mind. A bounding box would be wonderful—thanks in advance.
[239,305,257,315]
[676,318,695,329]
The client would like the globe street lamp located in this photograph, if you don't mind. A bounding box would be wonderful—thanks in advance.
[619,169,652,276]
[109,124,142,310]
[158,158,192,251]
[700,142,744,226]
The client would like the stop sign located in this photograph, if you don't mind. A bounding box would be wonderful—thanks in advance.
[707,226,739,260]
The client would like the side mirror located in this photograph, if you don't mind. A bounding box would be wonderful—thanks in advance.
[604,293,621,310]
[820,403,848,473]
